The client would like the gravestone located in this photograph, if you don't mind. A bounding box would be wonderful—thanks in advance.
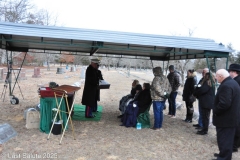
[193,111,199,121]
[32,67,41,78]
[80,67,86,79]
[2,67,8,80]
[176,101,183,110]
[70,66,76,72]
[0,123,17,144]
[0,68,3,80]
[56,68,64,74]
[17,68,27,80]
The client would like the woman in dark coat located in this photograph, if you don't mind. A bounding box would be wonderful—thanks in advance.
[121,83,152,127]
[136,83,152,116]
[193,72,215,135]
[182,69,197,123]
[118,80,139,118]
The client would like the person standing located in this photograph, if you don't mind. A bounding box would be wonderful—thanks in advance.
[193,72,215,135]
[182,69,197,123]
[81,59,100,118]
[150,67,171,130]
[167,65,180,118]
[213,69,240,160]
[92,63,104,112]
[192,68,209,129]
[228,64,240,152]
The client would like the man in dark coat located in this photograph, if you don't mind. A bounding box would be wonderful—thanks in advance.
[167,65,181,118]
[81,59,100,118]
[213,69,240,160]
[228,63,240,152]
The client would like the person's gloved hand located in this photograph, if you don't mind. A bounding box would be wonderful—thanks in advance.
[164,92,170,99]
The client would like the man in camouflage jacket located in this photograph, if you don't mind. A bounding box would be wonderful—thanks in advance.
[150,67,171,130]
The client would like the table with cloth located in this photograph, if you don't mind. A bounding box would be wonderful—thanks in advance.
[39,97,68,134]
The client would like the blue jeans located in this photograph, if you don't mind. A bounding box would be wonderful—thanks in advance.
[198,101,203,127]
[168,91,178,116]
[153,101,165,128]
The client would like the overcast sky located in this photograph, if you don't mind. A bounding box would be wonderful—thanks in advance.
[32,0,240,51]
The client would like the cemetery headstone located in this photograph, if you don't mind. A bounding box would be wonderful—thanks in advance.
[70,66,76,72]
[80,67,86,79]
[56,68,64,74]
[17,68,27,80]
[32,67,41,78]
[0,123,17,144]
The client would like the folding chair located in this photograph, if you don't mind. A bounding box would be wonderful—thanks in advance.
[137,102,152,128]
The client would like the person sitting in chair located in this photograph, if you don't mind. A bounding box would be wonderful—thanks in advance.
[118,79,139,118]
[136,83,152,117]
[120,84,143,127]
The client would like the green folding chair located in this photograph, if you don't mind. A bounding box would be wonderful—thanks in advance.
[137,102,152,128]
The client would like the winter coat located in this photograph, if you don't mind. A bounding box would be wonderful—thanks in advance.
[135,89,152,116]
[81,65,99,107]
[121,103,139,127]
[182,77,196,101]
[234,75,240,86]
[167,71,181,92]
[193,81,214,109]
[213,77,240,127]
[130,87,137,98]
[151,67,172,101]
[96,70,103,101]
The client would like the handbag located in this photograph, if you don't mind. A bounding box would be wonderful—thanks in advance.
[189,94,196,103]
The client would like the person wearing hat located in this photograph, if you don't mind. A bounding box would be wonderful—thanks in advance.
[167,65,181,118]
[81,59,100,118]
[228,63,240,152]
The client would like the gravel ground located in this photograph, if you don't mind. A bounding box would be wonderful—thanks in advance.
[0,65,239,160]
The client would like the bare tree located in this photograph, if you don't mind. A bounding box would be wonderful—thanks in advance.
[0,0,34,22]
[26,9,58,26]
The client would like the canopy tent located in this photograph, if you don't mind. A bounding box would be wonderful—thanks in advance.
[0,21,232,104]
[0,22,231,61]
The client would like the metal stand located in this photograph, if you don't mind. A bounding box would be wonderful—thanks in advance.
[47,85,80,144]
[0,51,26,104]
[0,61,24,104]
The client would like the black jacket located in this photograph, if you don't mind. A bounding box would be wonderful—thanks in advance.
[81,65,99,106]
[234,75,240,85]
[193,81,214,109]
[96,70,103,101]
[167,71,181,92]
[135,89,152,115]
[213,77,240,127]
[130,88,137,98]
[182,77,195,101]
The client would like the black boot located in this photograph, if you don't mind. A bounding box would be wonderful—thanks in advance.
[196,130,207,135]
